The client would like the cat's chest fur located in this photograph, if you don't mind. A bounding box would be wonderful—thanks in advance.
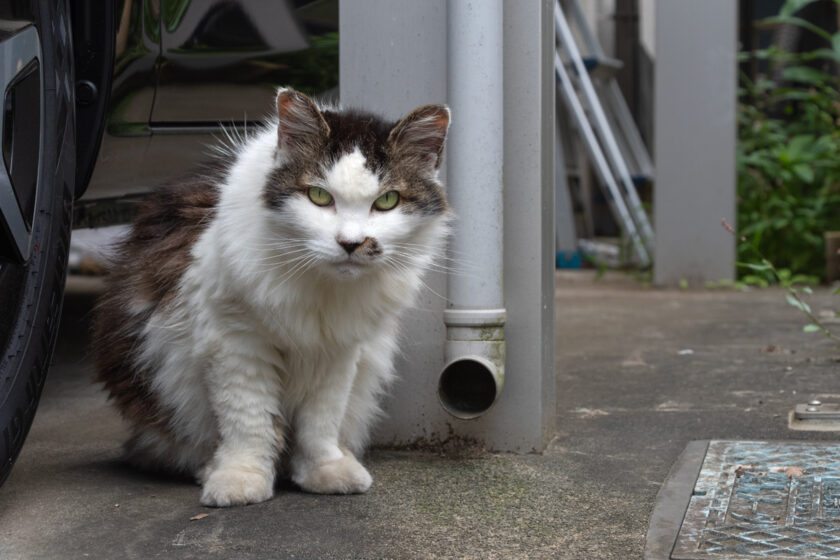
[186,216,414,355]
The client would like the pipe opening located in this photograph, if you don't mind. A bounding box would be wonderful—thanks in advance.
[438,357,499,419]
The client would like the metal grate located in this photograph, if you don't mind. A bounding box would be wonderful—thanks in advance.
[673,441,840,559]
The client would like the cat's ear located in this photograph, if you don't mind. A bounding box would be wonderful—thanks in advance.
[388,105,450,172]
[276,87,330,155]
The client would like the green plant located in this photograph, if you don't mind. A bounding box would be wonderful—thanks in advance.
[723,218,840,344]
[741,259,839,343]
[738,0,840,282]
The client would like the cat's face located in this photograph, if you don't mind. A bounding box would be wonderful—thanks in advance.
[263,88,450,279]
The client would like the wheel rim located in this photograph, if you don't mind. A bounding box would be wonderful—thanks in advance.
[0,9,45,350]
[0,22,43,264]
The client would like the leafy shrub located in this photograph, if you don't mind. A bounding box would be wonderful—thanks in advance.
[738,0,840,282]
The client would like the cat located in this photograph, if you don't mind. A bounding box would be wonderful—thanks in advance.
[92,87,451,507]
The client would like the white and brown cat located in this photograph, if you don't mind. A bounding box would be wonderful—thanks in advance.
[92,88,450,506]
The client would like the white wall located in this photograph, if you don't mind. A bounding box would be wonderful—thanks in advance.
[340,0,556,452]
[653,0,736,286]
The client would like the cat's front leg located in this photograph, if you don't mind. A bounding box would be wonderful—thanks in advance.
[200,349,283,507]
[291,351,373,494]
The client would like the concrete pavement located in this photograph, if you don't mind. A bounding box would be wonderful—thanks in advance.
[1,271,838,559]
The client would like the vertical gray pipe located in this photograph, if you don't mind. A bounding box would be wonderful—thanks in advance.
[439,0,506,419]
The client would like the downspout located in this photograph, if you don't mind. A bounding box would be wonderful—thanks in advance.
[438,0,506,420]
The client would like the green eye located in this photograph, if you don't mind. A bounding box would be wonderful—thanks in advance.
[374,191,400,211]
[308,187,333,207]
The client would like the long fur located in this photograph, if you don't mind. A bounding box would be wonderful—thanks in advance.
[92,88,451,506]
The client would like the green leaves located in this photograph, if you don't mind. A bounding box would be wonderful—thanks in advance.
[786,294,812,313]
[738,3,840,284]
[738,73,840,281]
[782,65,832,85]
[736,261,772,272]
[780,0,822,18]
[769,16,831,41]
[792,163,814,184]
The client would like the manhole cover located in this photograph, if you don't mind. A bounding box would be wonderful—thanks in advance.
[665,441,840,559]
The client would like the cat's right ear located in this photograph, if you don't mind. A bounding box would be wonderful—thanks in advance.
[276,87,330,155]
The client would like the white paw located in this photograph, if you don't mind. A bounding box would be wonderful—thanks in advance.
[200,466,274,507]
[293,454,373,494]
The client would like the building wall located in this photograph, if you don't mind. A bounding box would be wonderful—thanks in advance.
[653,0,737,286]
[340,0,556,452]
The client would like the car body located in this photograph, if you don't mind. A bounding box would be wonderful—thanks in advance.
[76,0,338,227]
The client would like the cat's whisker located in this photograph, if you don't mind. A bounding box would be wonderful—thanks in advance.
[271,254,320,285]
[286,256,320,284]
[389,255,461,288]
[251,248,312,264]
[250,241,309,253]
[250,242,309,249]
[390,254,456,273]
[390,240,469,255]
[387,250,480,281]
[413,276,451,304]
[249,236,309,243]
[253,253,314,274]
[251,241,308,251]
[420,263,482,280]
[252,248,310,258]
[248,235,311,243]
[382,256,452,304]
[274,258,319,288]
[389,243,482,270]
[248,246,309,265]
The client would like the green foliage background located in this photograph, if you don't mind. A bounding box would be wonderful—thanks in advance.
[738,0,840,283]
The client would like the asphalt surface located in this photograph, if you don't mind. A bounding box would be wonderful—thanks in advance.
[1,271,838,559]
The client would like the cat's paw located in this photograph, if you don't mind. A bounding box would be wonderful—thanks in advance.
[293,454,373,494]
[200,466,274,507]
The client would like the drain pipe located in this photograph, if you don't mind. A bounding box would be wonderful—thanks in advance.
[439,0,506,420]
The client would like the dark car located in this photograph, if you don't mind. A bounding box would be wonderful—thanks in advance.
[0,0,338,485]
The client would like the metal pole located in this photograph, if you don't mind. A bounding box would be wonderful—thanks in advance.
[440,0,506,419]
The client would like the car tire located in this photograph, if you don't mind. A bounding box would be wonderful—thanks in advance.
[0,0,75,486]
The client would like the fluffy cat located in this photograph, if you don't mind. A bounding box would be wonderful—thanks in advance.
[92,87,450,507]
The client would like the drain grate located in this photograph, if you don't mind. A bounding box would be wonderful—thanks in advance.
[671,441,840,559]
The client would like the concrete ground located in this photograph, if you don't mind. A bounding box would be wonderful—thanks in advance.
[1,271,839,559]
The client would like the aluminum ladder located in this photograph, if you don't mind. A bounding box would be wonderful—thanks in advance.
[554,0,654,267]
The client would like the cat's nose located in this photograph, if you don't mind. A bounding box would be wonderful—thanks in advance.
[338,240,362,255]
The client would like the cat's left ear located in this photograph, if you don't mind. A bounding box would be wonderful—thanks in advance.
[276,87,330,155]
[388,105,450,172]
